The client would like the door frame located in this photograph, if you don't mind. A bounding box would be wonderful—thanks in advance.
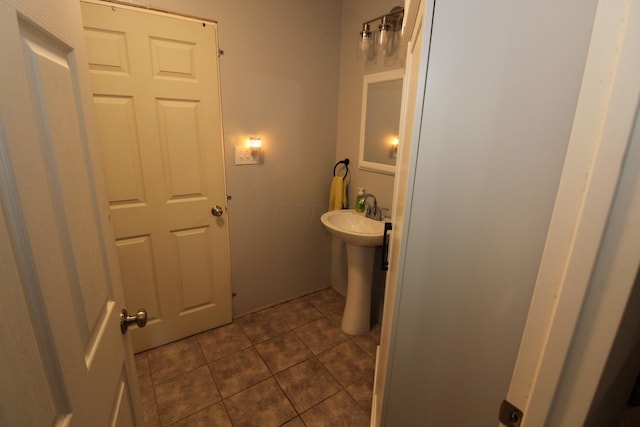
[505,0,640,424]
[373,0,435,424]
[83,0,219,26]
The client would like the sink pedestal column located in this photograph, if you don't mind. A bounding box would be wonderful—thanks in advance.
[341,243,374,335]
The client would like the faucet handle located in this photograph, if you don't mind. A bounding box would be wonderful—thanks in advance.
[373,208,383,221]
[366,203,383,221]
[364,203,373,217]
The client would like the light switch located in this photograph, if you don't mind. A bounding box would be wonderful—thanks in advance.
[234,146,260,165]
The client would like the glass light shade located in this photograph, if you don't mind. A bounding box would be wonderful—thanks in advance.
[378,25,391,55]
[359,35,372,54]
[390,137,399,159]
[358,24,374,60]
[248,137,261,148]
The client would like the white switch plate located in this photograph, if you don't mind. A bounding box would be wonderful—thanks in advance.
[234,146,260,165]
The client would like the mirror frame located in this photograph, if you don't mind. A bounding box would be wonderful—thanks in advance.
[358,69,404,175]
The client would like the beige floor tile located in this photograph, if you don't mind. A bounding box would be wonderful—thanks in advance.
[155,365,220,426]
[325,310,343,328]
[345,375,374,413]
[350,331,378,359]
[140,386,159,427]
[197,322,252,363]
[138,291,373,425]
[169,402,232,427]
[236,307,290,344]
[300,390,369,427]
[147,336,206,384]
[281,417,305,427]
[275,357,342,413]
[254,331,313,374]
[294,317,348,355]
[209,347,271,398]
[273,299,325,329]
[303,288,346,316]
[135,353,153,390]
[223,378,297,427]
[318,340,375,388]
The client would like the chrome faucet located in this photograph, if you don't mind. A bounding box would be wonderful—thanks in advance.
[359,193,382,220]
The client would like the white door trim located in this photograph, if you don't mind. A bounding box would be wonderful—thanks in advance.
[373,0,435,424]
[82,0,218,25]
[505,0,640,424]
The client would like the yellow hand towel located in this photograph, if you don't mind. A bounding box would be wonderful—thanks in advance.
[328,176,343,211]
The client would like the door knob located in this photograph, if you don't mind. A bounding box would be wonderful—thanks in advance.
[211,205,224,217]
[120,308,147,334]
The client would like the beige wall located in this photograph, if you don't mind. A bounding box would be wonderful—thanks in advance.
[119,0,402,315]
[332,0,402,297]
[336,0,402,211]
[146,0,342,315]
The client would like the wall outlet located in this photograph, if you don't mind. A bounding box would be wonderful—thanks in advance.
[234,146,260,165]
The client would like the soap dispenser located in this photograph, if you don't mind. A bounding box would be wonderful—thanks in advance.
[355,187,365,213]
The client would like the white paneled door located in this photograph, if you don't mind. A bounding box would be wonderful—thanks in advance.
[0,0,142,424]
[81,1,232,352]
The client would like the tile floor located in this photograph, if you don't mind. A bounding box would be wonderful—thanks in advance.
[135,288,380,427]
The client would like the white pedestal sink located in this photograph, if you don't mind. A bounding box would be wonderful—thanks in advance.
[321,210,385,335]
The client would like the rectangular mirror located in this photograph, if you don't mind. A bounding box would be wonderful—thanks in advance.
[358,69,404,175]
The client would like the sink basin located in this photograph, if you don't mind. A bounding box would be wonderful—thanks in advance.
[320,210,384,247]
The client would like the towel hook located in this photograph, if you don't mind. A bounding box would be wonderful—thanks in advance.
[333,158,350,179]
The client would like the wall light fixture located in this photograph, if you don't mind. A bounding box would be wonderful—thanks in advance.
[358,6,404,61]
[248,137,262,162]
[391,137,399,158]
